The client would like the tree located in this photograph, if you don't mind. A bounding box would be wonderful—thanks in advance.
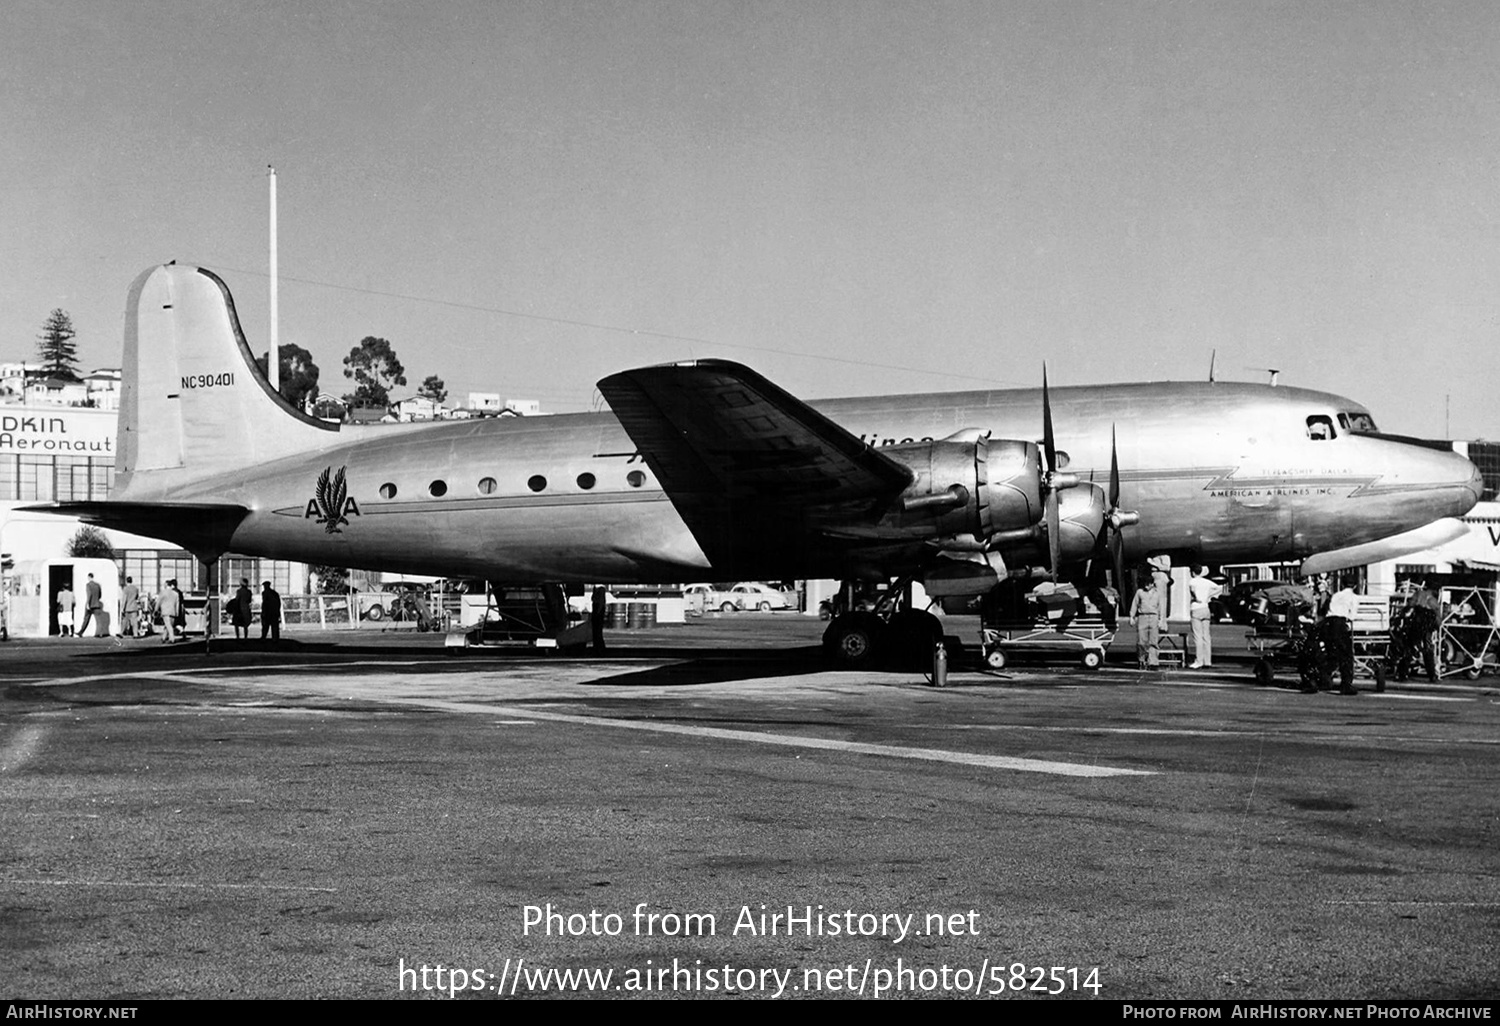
[36,309,80,380]
[256,343,320,410]
[418,374,447,405]
[66,526,116,561]
[342,336,406,409]
[310,565,349,594]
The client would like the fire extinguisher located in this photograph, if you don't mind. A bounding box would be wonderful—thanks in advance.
[932,639,948,688]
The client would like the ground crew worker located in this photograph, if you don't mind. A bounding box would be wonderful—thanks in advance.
[1410,582,1441,681]
[1187,566,1222,669]
[1128,576,1164,669]
[1322,583,1360,695]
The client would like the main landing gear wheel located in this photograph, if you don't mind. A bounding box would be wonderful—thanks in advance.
[823,613,886,668]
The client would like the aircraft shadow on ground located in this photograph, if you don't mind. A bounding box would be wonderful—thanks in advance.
[20,638,841,689]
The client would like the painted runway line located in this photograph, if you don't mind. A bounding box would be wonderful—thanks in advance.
[366,695,1154,777]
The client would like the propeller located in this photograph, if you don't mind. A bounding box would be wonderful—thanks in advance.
[1091,424,1139,596]
[1039,366,1078,575]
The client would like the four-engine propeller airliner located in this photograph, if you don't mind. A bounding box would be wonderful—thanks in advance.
[33,264,1483,659]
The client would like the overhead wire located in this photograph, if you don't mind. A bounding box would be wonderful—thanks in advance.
[206,262,1022,389]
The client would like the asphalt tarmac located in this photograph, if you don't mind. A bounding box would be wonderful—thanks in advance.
[2,616,1497,1000]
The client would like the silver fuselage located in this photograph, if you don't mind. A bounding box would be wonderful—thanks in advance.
[121,380,1482,583]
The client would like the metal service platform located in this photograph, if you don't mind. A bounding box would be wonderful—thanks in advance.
[1436,585,1500,680]
[980,619,1116,671]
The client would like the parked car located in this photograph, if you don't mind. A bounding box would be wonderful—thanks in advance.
[730,582,791,612]
[683,583,737,614]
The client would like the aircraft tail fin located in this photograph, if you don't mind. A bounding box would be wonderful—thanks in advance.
[116,264,338,496]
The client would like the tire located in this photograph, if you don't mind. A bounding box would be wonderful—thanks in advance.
[985,647,1007,671]
[823,613,886,668]
[1253,658,1273,687]
[757,601,771,612]
[1372,663,1386,693]
[365,604,385,622]
[1081,649,1103,671]
[719,601,736,613]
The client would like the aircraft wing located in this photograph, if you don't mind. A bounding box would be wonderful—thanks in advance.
[597,360,914,572]
[19,501,249,557]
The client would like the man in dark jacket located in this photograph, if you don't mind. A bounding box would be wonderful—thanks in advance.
[260,582,282,644]
[79,573,105,637]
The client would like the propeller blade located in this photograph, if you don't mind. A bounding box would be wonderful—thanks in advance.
[1046,488,1062,576]
[1110,528,1128,603]
[1109,425,1121,511]
[1042,365,1056,474]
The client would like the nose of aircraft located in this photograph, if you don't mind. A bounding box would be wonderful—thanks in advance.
[1431,447,1484,517]
[1463,458,1484,507]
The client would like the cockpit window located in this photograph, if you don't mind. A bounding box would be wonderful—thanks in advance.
[1306,415,1336,441]
[1338,411,1378,434]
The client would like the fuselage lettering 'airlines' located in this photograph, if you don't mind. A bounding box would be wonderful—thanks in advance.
[33,264,1482,603]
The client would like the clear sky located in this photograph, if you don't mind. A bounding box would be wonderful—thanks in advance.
[3,1,1498,437]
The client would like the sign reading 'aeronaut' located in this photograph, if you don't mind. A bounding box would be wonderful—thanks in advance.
[0,407,117,455]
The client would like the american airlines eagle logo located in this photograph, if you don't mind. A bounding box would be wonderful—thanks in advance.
[305,466,361,533]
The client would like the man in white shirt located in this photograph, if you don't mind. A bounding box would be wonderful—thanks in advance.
[1320,585,1360,695]
[1187,567,1222,669]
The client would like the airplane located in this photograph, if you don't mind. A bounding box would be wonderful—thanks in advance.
[31,263,1484,662]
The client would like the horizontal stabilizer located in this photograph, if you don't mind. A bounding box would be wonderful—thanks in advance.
[20,501,249,559]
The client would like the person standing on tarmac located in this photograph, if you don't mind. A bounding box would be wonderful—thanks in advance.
[1187,567,1222,669]
[157,579,182,643]
[56,584,75,637]
[1128,576,1164,669]
[260,582,282,644]
[1408,582,1441,681]
[121,577,140,637]
[78,573,104,637]
[1321,583,1360,695]
[232,578,254,642]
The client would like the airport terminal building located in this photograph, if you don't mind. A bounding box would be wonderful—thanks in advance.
[1,402,304,626]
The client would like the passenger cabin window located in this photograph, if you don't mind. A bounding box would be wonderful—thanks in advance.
[1306,415,1336,441]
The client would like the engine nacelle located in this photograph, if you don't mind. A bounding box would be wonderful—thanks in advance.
[993,481,1108,567]
[830,436,1043,542]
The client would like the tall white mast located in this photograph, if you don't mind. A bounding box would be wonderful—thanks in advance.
[268,164,280,393]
